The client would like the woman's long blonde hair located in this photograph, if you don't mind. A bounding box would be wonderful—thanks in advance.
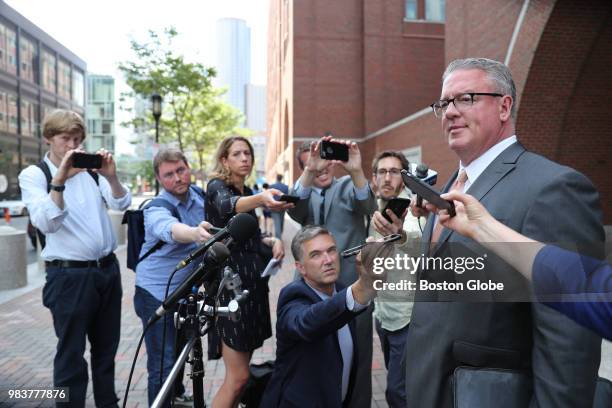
[209,136,255,183]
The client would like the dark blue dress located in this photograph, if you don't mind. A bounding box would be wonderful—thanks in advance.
[205,178,272,358]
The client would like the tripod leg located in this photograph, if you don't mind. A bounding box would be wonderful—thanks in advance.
[152,338,195,408]
[192,337,206,408]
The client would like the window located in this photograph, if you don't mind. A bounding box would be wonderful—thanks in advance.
[42,50,56,93]
[20,99,39,137]
[426,0,445,22]
[57,59,71,100]
[405,0,418,20]
[7,94,18,133]
[405,0,445,22]
[402,146,422,166]
[0,90,7,131]
[0,24,18,75]
[19,35,38,83]
[102,121,112,134]
[0,23,8,73]
[72,70,84,106]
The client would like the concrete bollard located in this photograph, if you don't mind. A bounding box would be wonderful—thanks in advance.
[0,226,27,289]
[108,210,126,246]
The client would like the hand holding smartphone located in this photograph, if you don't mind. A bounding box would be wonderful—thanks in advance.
[401,170,456,216]
[278,194,300,204]
[319,140,349,162]
[382,198,411,223]
[72,152,102,169]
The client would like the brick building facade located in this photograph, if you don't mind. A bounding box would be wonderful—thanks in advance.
[267,0,611,223]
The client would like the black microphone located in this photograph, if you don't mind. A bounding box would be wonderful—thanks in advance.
[175,213,259,270]
[412,163,438,186]
[409,163,438,208]
[149,241,231,325]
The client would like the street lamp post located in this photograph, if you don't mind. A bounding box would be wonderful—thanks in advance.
[151,93,163,195]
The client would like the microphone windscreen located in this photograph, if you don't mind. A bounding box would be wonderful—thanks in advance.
[208,241,231,262]
[416,164,429,178]
[227,213,259,243]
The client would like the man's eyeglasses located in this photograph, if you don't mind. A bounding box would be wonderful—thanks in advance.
[375,168,402,177]
[430,92,503,118]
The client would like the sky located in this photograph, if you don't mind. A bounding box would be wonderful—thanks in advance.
[5,0,270,154]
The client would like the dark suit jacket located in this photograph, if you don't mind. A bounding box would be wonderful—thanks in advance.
[260,279,362,408]
[405,142,605,407]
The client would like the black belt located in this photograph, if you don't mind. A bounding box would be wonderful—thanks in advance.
[45,252,117,269]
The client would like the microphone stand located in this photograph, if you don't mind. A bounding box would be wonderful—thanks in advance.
[150,266,248,408]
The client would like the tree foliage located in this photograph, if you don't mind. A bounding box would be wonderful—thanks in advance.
[118,27,244,178]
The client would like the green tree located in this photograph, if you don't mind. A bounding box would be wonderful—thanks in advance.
[118,27,216,151]
[183,88,246,176]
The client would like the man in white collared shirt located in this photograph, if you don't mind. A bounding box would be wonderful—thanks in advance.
[18,109,131,408]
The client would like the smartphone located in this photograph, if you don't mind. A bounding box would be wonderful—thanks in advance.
[341,233,402,258]
[278,194,300,204]
[320,140,349,162]
[382,198,411,223]
[72,152,102,169]
[400,169,455,216]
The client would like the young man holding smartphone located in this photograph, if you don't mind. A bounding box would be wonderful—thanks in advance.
[18,109,131,407]
[369,150,422,407]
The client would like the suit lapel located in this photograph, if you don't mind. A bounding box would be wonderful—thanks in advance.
[431,143,526,254]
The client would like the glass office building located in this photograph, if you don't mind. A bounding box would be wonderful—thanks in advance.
[0,2,86,200]
[86,75,114,153]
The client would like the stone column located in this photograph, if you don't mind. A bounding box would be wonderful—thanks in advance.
[108,210,126,246]
[0,226,27,289]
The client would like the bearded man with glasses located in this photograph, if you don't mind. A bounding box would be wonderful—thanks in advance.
[404,58,605,408]
[368,150,422,407]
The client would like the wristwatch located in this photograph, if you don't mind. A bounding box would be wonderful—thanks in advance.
[49,184,65,192]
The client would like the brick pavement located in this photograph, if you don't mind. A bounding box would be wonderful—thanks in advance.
[0,220,389,407]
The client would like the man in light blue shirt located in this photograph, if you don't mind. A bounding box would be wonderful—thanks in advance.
[133,148,212,407]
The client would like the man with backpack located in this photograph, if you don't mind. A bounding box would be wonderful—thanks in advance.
[18,109,131,407]
[133,148,213,407]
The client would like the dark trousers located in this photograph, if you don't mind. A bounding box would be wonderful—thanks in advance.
[133,286,186,407]
[375,318,409,408]
[271,211,285,239]
[346,305,373,408]
[43,258,122,408]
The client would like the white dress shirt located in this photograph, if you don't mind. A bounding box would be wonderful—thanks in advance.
[18,154,132,261]
[431,136,517,230]
[459,135,518,191]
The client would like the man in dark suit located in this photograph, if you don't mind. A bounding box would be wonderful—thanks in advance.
[288,136,377,407]
[260,225,381,407]
[405,58,604,407]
